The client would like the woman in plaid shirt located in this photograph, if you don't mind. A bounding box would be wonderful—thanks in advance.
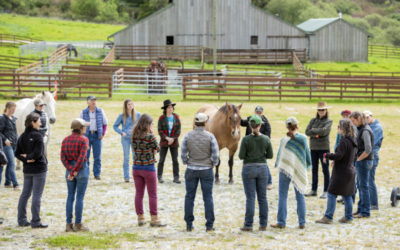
[60,118,90,232]
[132,114,166,227]
[157,99,181,184]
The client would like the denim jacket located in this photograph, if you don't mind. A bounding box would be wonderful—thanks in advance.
[113,112,141,138]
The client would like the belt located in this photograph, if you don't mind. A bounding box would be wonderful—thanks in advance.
[89,131,97,134]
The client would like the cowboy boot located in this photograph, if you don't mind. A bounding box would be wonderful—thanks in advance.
[150,215,167,227]
[65,223,74,232]
[138,214,146,226]
[74,223,90,232]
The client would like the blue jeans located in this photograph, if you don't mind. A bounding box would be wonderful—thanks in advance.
[277,172,306,226]
[267,166,272,185]
[87,133,102,177]
[325,193,353,220]
[4,145,18,187]
[121,137,133,180]
[184,168,215,229]
[242,165,268,228]
[65,161,89,224]
[369,153,379,208]
[356,160,373,217]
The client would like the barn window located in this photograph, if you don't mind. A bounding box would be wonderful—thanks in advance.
[166,36,174,45]
[251,36,258,45]
[168,0,173,3]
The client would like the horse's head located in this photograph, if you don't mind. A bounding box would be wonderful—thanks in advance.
[36,91,57,124]
[224,103,242,139]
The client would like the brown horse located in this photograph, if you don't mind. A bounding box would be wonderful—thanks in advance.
[196,103,242,184]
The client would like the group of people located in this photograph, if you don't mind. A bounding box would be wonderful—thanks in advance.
[0,97,383,233]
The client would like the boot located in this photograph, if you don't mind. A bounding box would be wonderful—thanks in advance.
[138,214,146,226]
[173,176,181,184]
[150,215,167,227]
[315,216,332,224]
[74,223,89,232]
[65,223,74,232]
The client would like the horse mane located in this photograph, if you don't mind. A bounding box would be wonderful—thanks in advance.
[218,103,238,115]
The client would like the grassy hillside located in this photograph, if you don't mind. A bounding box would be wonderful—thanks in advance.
[0,14,123,41]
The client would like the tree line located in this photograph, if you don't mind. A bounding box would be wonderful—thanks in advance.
[1,0,400,45]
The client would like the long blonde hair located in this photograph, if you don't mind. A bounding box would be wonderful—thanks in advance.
[123,99,136,125]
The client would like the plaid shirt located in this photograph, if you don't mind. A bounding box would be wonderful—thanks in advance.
[60,132,89,177]
[158,113,181,148]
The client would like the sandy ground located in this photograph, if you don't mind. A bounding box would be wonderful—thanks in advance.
[0,100,399,249]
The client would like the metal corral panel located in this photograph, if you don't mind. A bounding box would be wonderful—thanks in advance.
[309,19,368,62]
[112,0,307,50]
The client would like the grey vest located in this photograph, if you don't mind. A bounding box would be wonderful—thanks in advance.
[186,127,213,167]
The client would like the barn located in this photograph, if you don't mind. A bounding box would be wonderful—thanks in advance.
[297,17,373,62]
[108,0,307,50]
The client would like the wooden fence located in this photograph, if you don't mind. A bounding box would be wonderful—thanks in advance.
[47,45,68,69]
[101,46,115,66]
[115,45,204,61]
[0,55,41,71]
[204,49,307,64]
[368,44,400,59]
[0,34,41,47]
[0,72,113,98]
[182,75,400,101]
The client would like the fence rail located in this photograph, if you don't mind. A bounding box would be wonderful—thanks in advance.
[0,55,40,71]
[115,45,204,61]
[183,75,400,101]
[368,44,400,59]
[0,34,41,47]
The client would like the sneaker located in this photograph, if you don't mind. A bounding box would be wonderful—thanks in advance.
[158,177,164,184]
[31,223,48,229]
[124,178,130,183]
[353,214,370,219]
[267,184,273,190]
[320,192,328,199]
[259,226,267,231]
[338,217,352,224]
[304,190,317,197]
[315,216,333,224]
[173,177,181,184]
[19,221,30,227]
[370,205,379,210]
[270,224,285,229]
[94,176,101,180]
[240,226,253,232]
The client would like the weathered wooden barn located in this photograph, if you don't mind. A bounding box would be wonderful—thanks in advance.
[297,17,373,62]
[108,0,308,50]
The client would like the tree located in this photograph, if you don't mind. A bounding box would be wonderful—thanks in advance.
[266,0,311,24]
[71,0,103,21]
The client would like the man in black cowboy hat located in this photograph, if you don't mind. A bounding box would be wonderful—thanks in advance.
[157,100,181,184]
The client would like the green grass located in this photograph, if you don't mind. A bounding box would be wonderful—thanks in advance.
[0,14,124,42]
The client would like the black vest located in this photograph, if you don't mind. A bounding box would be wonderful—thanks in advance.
[356,125,374,160]
[33,109,47,136]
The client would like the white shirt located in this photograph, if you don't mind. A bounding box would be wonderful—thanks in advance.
[80,108,108,131]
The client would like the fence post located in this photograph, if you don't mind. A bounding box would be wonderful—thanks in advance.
[340,80,343,100]
[109,76,112,98]
[248,80,251,101]
[371,81,374,100]
[183,76,186,100]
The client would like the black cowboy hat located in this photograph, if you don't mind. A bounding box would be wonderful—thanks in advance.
[161,99,176,109]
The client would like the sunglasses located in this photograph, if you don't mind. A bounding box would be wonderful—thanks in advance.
[317,109,326,111]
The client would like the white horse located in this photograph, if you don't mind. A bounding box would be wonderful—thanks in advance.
[14,91,57,167]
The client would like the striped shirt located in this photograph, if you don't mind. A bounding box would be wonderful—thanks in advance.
[132,133,159,171]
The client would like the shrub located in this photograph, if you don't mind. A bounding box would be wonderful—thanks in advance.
[365,13,383,27]
[386,26,400,46]
[334,0,360,15]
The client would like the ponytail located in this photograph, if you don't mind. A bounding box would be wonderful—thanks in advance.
[250,120,261,136]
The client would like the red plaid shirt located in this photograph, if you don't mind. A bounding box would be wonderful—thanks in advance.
[60,132,88,177]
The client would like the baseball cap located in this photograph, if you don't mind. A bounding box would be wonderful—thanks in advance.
[363,110,373,117]
[285,116,298,126]
[87,95,96,101]
[195,113,208,123]
[33,98,46,106]
[71,118,90,129]
[254,106,264,113]
[249,114,262,125]
[341,110,351,116]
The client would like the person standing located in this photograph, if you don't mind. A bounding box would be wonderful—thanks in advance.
[271,117,311,229]
[15,112,48,228]
[305,102,333,199]
[80,96,108,180]
[61,118,91,232]
[113,99,141,183]
[334,110,352,150]
[0,102,19,189]
[32,99,48,139]
[132,114,166,227]
[316,119,357,224]
[157,99,181,184]
[181,113,219,232]
[350,111,374,218]
[239,115,273,232]
[364,110,383,211]
[241,105,273,189]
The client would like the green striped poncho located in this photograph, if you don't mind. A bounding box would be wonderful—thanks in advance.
[275,133,312,194]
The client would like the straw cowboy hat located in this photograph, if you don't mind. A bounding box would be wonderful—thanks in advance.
[313,101,331,110]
